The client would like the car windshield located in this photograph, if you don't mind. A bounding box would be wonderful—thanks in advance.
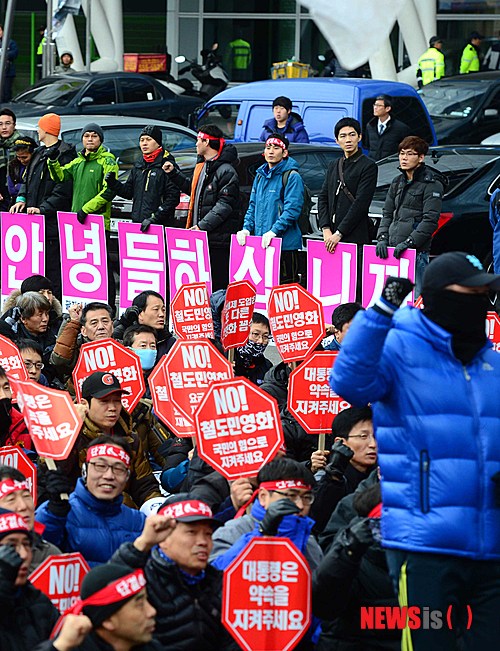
[13,79,86,106]
[197,104,239,139]
[418,82,487,118]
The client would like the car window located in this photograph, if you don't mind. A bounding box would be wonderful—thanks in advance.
[13,79,86,106]
[292,150,341,192]
[302,106,345,144]
[418,82,487,118]
[119,78,159,103]
[164,129,197,151]
[246,104,274,142]
[80,79,117,105]
[197,104,239,139]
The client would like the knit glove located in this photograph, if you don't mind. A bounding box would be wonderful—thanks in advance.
[0,545,23,585]
[259,498,300,536]
[45,468,73,517]
[325,438,354,481]
[76,209,87,225]
[375,235,389,259]
[393,237,414,259]
[120,305,141,328]
[236,229,250,246]
[261,231,276,249]
[373,276,414,317]
[140,217,156,233]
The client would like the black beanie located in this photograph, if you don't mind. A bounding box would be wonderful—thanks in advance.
[81,563,137,627]
[81,122,104,143]
[140,125,163,147]
[272,95,292,112]
[20,274,53,294]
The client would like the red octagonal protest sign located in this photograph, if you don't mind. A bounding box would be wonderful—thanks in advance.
[288,352,351,434]
[171,282,214,340]
[268,284,325,363]
[487,311,500,352]
[29,553,90,613]
[222,537,311,651]
[73,338,145,413]
[165,339,233,424]
[148,356,195,438]
[12,378,82,460]
[194,377,284,480]
[0,333,29,403]
[221,280,256,351]
[0,445,38,504]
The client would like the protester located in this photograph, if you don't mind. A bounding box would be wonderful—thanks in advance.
[105,125,180,231]
[365,95,410,161]
[237,133,304,283]
[331,254,500,650]
[17,339,50,385]
[324,302,364,351]
[0,507,60,650]
[460,31,483,74]
[0,366,31,449]
[112,495,239,650]
[233,312,272,385]
[417,36,445,87]
[163,125,241,291]
[259,96,309,143]
[0,107,21,210]
[7,136,37,203]
[36,436,146,566]
[54,51,75,74]
[0,466,61,572]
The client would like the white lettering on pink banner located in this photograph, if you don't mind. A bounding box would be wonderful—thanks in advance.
[165,228,212,299]
[362,245,416,308]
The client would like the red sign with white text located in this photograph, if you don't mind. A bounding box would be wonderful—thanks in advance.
[221,281,256,351]
[0,445,37,504]
[164,340,233,424]
[222,537,311,651]
[194,378,283,479]
[29,553,90,613]
[487,311,500,352]
[11,379,82,460]
[171,282,214,340]
[0,334,29,402]
[268,284,324,363]
[73,339,145,413]
[287,352,351,434]
[148,356,195,438]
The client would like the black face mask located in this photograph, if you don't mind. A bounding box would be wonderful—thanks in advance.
[0,397,12,440]
[422,288,489,364]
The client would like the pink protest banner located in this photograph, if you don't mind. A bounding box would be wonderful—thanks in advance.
[59,212,108,311]
[229,235,282,313]
[1,212,45,307]
[165,227,212,300]
[118,222,167,315]
[306,240,357,323]
[362,245,416,308]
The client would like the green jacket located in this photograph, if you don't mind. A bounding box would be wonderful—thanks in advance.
[460,43,480,74]
[48,144,118,228]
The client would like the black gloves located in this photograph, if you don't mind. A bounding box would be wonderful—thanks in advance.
[325,438,354,481]
[45,468,73,517]
[374,276,414,317]
[47,147,59,161]
[105,171,118,188]
[140,217,155,233]
[259,498,300,536]
[335,517,375,561]
[375,236,388,259]
[76,209,87,225]
[0,545,23,584]
[393,238,413,259]
[120,305,140,328]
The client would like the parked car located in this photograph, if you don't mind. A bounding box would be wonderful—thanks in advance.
[419,72,500,144]
[8,73,203,125]
[196,78,437,148]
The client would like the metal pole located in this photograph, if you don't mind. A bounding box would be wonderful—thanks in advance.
[0,0,17,102]
[43,0,54,78]
[30,12,35,85]
[85,0,92,72]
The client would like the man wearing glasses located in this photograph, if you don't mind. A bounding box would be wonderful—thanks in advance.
[233,312,272,386]
[0,108,21,210]
[365,94,409,161]
[36,435,146,566]
[210,457,323,571]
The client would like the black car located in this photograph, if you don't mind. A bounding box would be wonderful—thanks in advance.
[8,73,202,126]
[419,72,500,144]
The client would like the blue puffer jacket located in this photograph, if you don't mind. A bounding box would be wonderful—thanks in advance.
[260,113,309,143]
[243,156,303,251]
[36,479,146,566]
[330,306,500,560]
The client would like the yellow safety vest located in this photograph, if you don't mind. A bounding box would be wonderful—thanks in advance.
[417,47,445,85]
[229,39,251,70]
[460,43,480,74]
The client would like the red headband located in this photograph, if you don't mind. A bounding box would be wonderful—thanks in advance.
[0,479,30,501]
[265,137,287,150]
[86,444,131,468]
[158,499,213,520]
[197,131,225,155]
[235,479,313,518]
[51,568,146,638]
[0,511,29,535]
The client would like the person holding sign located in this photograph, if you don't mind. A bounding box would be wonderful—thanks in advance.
[0,366,31,449]
[233,312,273,386]
[0,507,59,650]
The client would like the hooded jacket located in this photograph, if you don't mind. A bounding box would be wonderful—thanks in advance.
[243,155,304,251]
[36,478,146,566]
[1,290,63,337]
[377,163,446,252]
[167,144,241,248]
[260,112,310,143]
[48,144,118,228]
[331,306,500,560]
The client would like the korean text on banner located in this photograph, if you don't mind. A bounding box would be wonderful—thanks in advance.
[117,222,167,315]
[307,240,357,323]
[221,281,257,351]
[1,212,45,307]
[171,282,214,340]
[29,553,90,613]
[0,446,38,504]
[148,356,195,438]
[165,227,212,300]
[229,235,281,313]
[59,211,108,311]
[362,244,416,308]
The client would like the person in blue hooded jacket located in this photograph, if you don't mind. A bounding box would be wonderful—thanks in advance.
[36,435,145,567]
[236,133,304,283]
[330,254,500,651]
[259,96,309,143]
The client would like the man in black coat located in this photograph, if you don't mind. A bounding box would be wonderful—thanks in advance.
[365,95,410,161]
[163,124,241,291]
[105,125,180,232]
